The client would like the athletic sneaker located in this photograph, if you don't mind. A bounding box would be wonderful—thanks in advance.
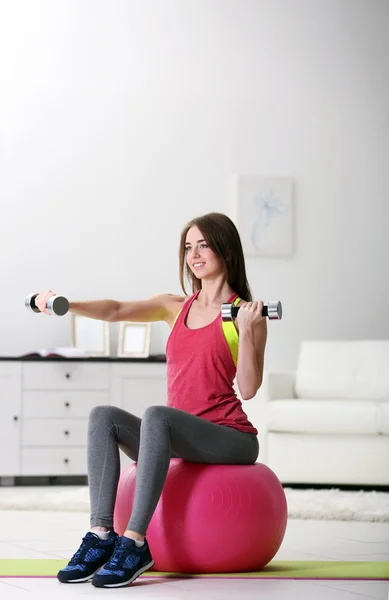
[57,530,118,583]
[91,536,154,588]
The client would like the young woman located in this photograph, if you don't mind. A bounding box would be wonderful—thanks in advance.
[35,212,267,589]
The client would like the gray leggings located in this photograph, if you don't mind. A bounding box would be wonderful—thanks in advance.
[88,405,259,535]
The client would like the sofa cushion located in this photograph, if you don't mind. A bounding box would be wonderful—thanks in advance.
[295,341,389,400]
[267,399,379,435]
[377,402,389,434]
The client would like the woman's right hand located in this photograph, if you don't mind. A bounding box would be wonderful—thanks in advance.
[34,290,56,315]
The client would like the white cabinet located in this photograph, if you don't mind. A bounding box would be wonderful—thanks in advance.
[0,362,22,476]
[22,419,89,447]
[21,362,112,477]
[0,359,167,480]
[23,391,109,418]
[23,362,110,390]
[111,363,168,416]
[111,362,168,470]
[22,448,88,476]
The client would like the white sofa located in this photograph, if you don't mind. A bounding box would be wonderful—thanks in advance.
[247,341,389,486]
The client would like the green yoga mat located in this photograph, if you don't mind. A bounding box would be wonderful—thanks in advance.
[0,560,388,580]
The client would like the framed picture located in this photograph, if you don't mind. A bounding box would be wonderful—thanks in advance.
[237,176,294,257]
[71,315,110,357]
[117,322,152,358]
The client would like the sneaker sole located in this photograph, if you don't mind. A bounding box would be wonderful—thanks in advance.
[58,566,107,584]
[92,559,155,588]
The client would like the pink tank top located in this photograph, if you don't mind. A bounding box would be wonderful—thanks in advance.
[166,291,258,435]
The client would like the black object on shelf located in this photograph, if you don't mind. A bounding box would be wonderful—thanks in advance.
[0,355,167,363]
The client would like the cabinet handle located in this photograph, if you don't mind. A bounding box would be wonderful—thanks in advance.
[64,402,70,408]
[64,430,70,436]
[64,458,69,464]
[13,416,19,422]
[65,373,71,379]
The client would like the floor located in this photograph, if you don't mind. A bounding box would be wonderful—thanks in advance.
[0,510,388,598]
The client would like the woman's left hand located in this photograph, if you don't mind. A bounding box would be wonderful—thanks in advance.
[236,301,265,331]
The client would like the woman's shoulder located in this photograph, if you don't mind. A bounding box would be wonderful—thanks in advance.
[165,293,189,305]
[162,293,190,325]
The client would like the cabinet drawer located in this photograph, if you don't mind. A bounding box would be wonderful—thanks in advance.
[23,391,110,418]
[22,448,87,476]
[23,362,110,390]
[22,419,88,447]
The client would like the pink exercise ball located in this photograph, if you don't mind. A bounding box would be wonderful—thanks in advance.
[113,459,288,573]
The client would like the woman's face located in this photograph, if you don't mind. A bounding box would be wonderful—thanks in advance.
[185,226,223,280]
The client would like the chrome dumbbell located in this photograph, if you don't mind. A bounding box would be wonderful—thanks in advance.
[25,293,70,316]
[221,300,283,321]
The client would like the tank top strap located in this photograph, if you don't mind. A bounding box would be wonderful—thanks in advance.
[181,291,200,319]
[225,292,240,305]
[173,291,240,329]
[171,291,200,329]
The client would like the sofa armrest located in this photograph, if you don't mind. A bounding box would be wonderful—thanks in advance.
[260,371,296,402]
[245,371,296,465]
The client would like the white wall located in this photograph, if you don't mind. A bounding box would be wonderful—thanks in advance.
[0,0,388,370]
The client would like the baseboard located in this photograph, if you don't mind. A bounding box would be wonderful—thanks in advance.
[2,475,89,487]
[283,483,389,493]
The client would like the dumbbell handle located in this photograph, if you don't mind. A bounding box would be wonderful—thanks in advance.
[221,300,282,321]
[25,293,70,316]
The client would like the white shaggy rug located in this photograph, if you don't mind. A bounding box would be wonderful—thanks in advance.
[0,486,388,522]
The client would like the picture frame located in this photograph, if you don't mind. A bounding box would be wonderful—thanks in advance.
[71,314,110,357]
[236,176,294,257]
[117,322,152,358]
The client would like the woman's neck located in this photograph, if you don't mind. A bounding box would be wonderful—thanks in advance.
[196,281,234,308]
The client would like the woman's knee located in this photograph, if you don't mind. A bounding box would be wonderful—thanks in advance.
[142,404,170,426]
[89,405,116,426]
